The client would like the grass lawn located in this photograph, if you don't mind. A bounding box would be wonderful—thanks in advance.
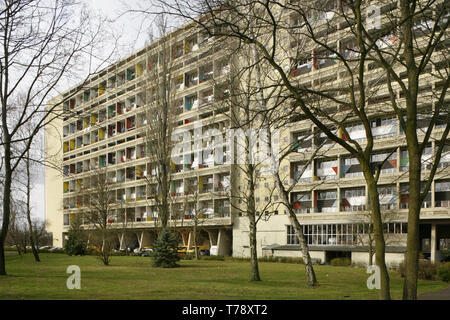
[0,253,447,300]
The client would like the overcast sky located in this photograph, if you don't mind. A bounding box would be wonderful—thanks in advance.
[37,0,153,222]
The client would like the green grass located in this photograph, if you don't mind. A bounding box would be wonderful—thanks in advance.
[0,253,447,300]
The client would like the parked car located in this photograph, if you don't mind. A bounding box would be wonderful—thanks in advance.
[133,247,153,257]
[177,245,188,256]
[186,246,210,256]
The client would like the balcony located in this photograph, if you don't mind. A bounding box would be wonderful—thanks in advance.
[316,190,338,213]
[341,188,366,212]
[315,159,338,181]
[341,157,363,178]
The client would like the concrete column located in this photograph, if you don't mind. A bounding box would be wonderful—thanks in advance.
[119,233,125,250]
[181,231,190,246]
[217,229,231,256]
[187,231,192,249]
[138,232,143,249]
[139,231,154,249]
[207,229,218,247]
[431,223,437,263]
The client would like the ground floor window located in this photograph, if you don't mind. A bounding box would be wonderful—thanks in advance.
[287,222,407,246]
[287,225,300,245]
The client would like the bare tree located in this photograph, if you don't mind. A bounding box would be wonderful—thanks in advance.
[353,210,404,266]
[178,178,215,260]
[5,200,27,256]
[0,0,114,275]
[81,168,117,265]
[144,16,179,230]
[24,150,40,262]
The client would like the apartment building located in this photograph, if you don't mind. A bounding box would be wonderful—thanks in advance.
[45,24,235,255]
[45,0,450,266]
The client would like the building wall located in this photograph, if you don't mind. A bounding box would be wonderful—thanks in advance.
[45,2,450,254]
[351,252,405,268]
[44,99,64,247]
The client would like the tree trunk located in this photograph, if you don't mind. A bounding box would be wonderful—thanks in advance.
[275,175,318,286]
[249,209,261,281]
[402,151,421,300]
[26,152,40,262]
[0,143,13,275]
[160,165,170,229]
[287,213,318,286]
[193,222,199,260]
[365,175,391,300]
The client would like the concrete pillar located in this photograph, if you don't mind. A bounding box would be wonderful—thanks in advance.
[431,223,437,263]
[119,233,125,250]
[179,230,189,246]
[137,232,143,249]
[187,231,192,249]
[139,231,153,249]
[207,229,218,247]
[217,229,231,256]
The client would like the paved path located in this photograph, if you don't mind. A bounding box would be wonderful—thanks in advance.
[419,285,450,300]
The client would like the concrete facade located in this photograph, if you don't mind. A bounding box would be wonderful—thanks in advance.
[45,1,450,265]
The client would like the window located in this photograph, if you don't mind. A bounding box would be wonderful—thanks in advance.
[63,214,70,226]
[287,225,299,245]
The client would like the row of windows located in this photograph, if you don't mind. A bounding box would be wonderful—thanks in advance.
[287,222,408,245]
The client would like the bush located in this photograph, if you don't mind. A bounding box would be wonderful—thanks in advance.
[64,228,87,256]
[437,262,450,282]
[152,228,180,268]
[330,257,351,266]
[398,260,438,280]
